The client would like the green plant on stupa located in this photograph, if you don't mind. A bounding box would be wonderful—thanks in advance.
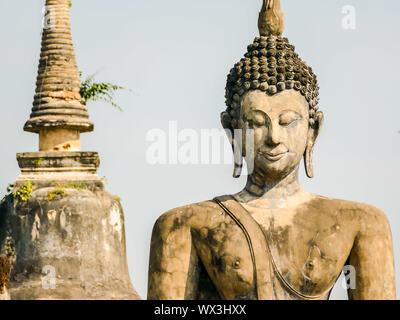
[67,2,129,111]
[79,72,130,112]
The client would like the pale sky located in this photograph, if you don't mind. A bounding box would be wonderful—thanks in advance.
[0,0,399,300]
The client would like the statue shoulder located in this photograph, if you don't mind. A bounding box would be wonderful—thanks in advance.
[311,195,391,233]
[153,199,224,235]
[341,199,391,235]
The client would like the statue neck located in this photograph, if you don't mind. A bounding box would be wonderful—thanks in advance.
[235,167,308,207]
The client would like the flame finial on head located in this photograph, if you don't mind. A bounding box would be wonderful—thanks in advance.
[258,0,285,36]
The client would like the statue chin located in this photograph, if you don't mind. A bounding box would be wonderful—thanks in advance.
[250,153,301,183]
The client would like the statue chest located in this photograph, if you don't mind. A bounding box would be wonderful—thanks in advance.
[192,211,353,300]
[193,218,257,299]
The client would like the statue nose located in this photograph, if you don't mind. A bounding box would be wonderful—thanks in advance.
[266,123,280,146]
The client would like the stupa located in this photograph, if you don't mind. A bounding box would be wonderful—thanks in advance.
[0,0,140,300]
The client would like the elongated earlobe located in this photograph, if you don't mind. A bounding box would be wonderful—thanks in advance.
[221,112,243,178]
[233,138,243,178]
[233,126,245,178]
[304,111,324,178]
[304,144,314,178]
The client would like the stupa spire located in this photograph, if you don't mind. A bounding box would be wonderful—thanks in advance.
[258,0,285,37]
[24,0,92,151]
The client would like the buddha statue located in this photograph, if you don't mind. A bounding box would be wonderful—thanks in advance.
[147,0,396,300]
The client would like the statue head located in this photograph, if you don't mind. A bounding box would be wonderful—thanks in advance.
[221,0,323,181]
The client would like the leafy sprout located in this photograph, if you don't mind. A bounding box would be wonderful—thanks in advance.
[79,72,130,111]
[1,181,33,204]
[14,181,33,201]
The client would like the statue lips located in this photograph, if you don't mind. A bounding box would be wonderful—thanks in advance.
[259,150,288,162]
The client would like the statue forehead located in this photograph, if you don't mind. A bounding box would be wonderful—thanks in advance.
[240,90,309,117]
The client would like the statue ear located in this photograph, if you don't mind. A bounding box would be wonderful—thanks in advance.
[221,111,242,178]
[233,136,243,178]
[304,110,324,178]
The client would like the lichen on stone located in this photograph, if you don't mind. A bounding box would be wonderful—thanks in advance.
[47,188,68,201]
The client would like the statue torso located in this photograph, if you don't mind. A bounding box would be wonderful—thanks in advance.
[188,195,361,300]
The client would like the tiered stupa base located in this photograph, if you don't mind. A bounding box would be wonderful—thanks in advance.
[0,152,140,300]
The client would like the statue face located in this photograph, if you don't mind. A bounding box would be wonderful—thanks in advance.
[240,89,311,180]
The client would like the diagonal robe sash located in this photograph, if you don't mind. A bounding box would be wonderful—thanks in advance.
[214,195,332,300]
[214,195,274,300]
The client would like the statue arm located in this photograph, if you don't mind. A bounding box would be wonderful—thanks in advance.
[147,211,200,300]
[347,207,396,300]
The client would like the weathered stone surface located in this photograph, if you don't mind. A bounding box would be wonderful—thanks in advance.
[15,151,102,190]
[0,151,140,299]
[0,182,140,300]
[17,151,100,173]
[0,255,10,300]
[39,129,81,152]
